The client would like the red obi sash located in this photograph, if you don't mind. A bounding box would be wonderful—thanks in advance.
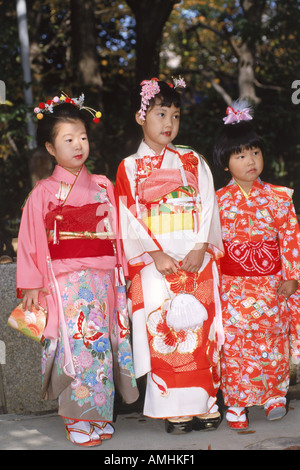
[48,239,114,260]
[45,203,115,260]
[220,240,281,276]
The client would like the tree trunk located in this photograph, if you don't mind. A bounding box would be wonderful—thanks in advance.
[16,0,47,188]
[238,0,267,104]
[70,0,104,169]
[126,0,178,83]
[70,0,103,92]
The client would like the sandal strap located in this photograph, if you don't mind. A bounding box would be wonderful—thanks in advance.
[167,416,193,423]
[66,426,92,437]
[226,408,247,421]
[65,423,102,446]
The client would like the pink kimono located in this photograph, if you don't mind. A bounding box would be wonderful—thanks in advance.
[16,165,138,422]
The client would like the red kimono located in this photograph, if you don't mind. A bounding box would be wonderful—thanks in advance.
[216,178,300,407]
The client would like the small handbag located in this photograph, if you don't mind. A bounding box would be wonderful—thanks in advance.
[7,302,47,343]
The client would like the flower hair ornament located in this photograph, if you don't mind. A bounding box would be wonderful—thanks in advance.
[34,92,102,123]
[223,99,253,125]
[172,76,186,89]
[138,76,186,121]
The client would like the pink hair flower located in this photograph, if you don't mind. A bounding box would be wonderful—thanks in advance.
[138,78,161,121]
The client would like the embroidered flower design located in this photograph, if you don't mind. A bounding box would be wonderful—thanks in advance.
[78,288,94,302]
[147,301,198,355]
[165,268,197,294]
[73,312,103,347]
[179,152,199,175]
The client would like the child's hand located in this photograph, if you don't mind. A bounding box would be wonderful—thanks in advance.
[22,288,48,311]
[149,251,180,276]
[181,244,208,273]
[277,279,299,299]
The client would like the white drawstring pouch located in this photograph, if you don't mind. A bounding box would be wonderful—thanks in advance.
[165,290,208,332]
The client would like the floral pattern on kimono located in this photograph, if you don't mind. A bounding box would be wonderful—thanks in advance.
[17,165,138,422]
[115,141,224,418]
[216,178,300,407]
[42,269,115,421]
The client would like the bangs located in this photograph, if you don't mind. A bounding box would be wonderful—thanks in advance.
[37,103,89,147]
[155,82,181,109]
[227,134,263,156]
[213,121,263,169]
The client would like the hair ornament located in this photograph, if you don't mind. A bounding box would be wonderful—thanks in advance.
[34,92,102,123]
[172,76,186,89]
[137,76,186,121]
[223,99,253,125]
[138,78,161,121]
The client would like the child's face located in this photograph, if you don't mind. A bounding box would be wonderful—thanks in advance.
[45,120,89,174]
[136,100,180,154]
[227,146,264,193]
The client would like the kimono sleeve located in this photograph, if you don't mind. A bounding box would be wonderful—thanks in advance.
[16,183,49,293]
[114,158,162,268]
[277,189,300,281]
[195,153,224,256]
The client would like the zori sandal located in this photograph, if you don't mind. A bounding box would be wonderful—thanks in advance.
[193,411,222,431]
[264,398,286,421]
[65,420,102,447]
[165,416,193,434]
[90,421,115,440]
[226,407,248,430]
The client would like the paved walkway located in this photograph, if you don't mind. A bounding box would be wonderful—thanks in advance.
[1,387,300,452]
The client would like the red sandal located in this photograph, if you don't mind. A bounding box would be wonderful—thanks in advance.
[226,408,248,430]
[265,401,286,421]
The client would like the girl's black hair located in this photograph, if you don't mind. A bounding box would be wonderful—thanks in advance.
[131,80,182,115]
[36,102,90,148]
[213,121,264,170]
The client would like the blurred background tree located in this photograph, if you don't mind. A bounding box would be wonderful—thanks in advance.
[0,0,299,256]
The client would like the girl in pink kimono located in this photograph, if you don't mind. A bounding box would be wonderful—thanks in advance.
[114,78,224,434]
[16,95,138,446]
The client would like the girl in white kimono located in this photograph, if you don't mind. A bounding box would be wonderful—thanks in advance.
[114,78,224,433]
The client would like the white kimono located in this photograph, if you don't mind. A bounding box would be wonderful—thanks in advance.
[115,141,224,418]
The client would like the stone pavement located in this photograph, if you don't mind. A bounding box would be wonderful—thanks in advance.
[0,387,300,452]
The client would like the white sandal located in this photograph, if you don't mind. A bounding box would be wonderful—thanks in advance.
[90,421,115,440]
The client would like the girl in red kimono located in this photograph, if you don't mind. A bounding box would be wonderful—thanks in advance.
[115,78,224,434]
[213,101,300,429]
[16,95,138,446]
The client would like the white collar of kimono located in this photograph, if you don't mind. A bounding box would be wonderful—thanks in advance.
[137,140,177,159]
